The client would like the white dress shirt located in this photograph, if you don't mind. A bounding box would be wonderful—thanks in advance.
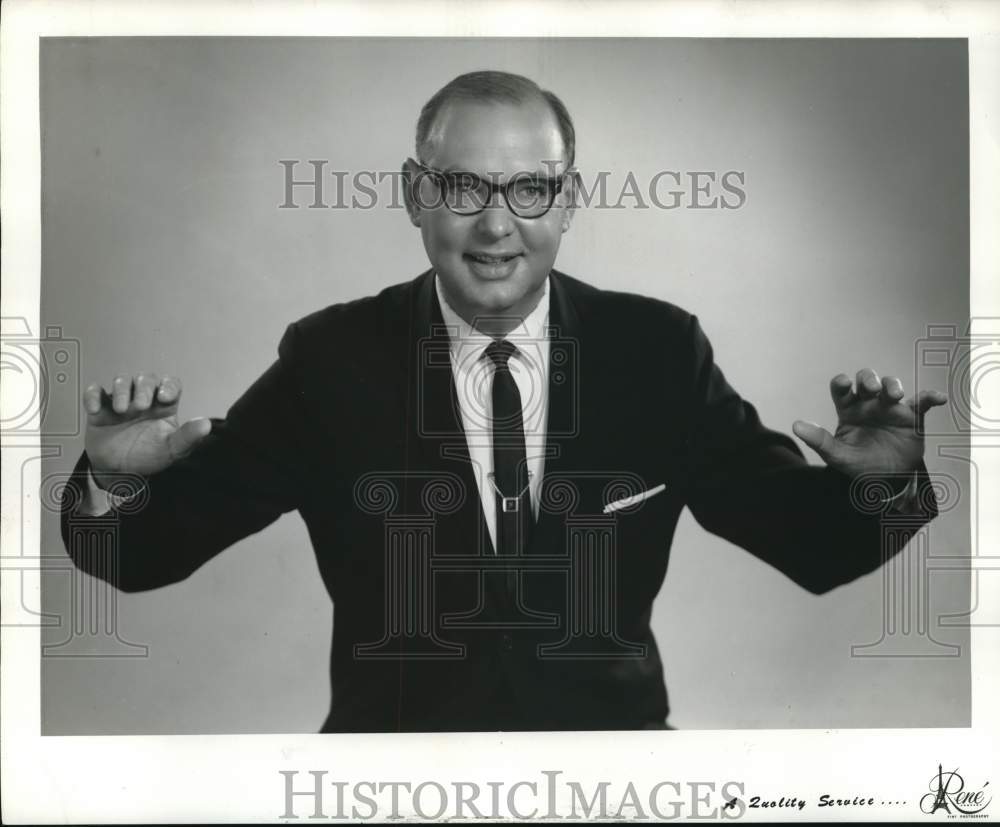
[434,275,550,553]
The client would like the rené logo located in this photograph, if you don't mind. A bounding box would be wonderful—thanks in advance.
[920,764,991,816]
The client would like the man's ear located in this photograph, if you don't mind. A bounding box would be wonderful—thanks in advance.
[560,168,581,233]
[402,158,422,227]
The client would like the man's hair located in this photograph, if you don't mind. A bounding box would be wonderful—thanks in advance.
[416,70,576,168]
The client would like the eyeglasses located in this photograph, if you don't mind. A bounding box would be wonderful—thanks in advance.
[409,159,569,219]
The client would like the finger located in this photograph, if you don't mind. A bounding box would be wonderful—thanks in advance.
[82,383,104,415]
[111,375,132,414]
[132,372,160,411]
[914,389,948,415]
[85,387,118,425]
[166,417,211,460]
[856,368,881,399]
[155,375,182,406]
[829,373,855,410]
[792,420,839,464]
[880,375,905,404]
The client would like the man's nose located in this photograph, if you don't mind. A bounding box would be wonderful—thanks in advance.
[474,200,516,239]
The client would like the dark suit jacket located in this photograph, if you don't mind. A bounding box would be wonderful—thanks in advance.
[61,269,937,731]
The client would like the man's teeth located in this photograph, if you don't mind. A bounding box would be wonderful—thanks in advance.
[470,254,516,263]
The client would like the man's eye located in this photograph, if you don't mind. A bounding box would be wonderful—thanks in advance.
[445,174,480,194]
[513,180,549,198]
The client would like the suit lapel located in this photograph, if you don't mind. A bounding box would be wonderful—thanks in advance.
[405,272,494,558]
[528,271,597,554]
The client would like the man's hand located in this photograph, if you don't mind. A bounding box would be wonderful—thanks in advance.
[791,369,947,478]
[83,373,211,489]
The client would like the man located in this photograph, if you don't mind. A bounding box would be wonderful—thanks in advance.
[61,70,946,732]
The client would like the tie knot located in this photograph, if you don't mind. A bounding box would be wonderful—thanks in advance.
[485,339,517,368]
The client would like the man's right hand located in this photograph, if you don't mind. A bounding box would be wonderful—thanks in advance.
[83,373,212,489]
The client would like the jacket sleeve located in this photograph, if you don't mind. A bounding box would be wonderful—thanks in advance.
[59,322,312,592]
[680,314,938,594]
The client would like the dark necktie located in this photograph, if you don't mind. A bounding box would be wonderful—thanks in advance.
[485,340,532,558]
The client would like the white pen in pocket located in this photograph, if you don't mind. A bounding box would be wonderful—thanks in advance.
[602,483,667,514]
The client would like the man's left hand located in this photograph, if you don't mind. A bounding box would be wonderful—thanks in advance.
[791,368,947,478]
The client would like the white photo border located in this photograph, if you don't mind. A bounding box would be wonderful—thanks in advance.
[2,0,998,822]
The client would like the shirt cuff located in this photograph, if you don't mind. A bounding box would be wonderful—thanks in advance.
[78,469,144,516]
[884,470,921,514]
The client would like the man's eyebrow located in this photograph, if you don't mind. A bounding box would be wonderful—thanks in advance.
[438,166,559,179]
[438,166,501,179]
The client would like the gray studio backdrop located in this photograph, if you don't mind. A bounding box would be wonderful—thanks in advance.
[39,37,971,733]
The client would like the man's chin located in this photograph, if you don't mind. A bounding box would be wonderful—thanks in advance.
[447,288,540,333]
[470,279,542,311]
[436,264,548,321]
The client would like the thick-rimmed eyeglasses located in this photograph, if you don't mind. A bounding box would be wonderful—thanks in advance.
[409,159,569,219]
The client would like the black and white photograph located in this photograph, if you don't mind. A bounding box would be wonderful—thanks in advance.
[2,1,998,823]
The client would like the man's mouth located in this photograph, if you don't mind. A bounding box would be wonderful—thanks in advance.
[464,252,522,265]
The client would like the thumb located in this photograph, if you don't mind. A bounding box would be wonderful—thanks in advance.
[792,420,838,463]
[914,389,948,416]
[166,417,212,461]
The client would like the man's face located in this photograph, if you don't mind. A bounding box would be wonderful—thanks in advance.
[406,98,574,329]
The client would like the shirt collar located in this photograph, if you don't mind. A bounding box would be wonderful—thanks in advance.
[434,273,551,370]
